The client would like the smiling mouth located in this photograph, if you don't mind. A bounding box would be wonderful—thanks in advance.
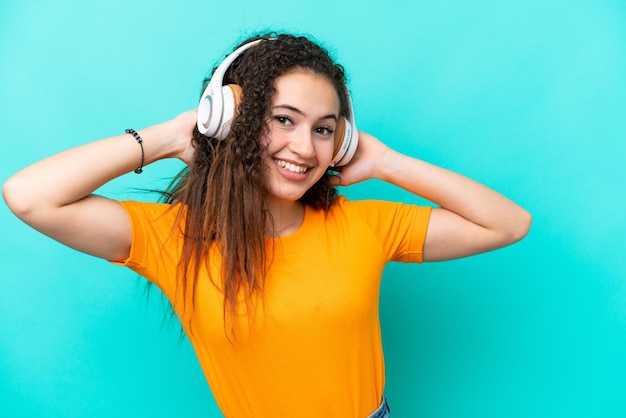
[275,159,309,174]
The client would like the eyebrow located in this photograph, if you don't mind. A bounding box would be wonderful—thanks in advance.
[273,104,337,121]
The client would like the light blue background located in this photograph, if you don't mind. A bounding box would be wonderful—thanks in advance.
[1,0,625,417]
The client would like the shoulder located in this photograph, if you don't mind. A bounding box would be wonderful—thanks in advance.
[118,200,180,216]
[328,195,430,223]
[117,200,185,230]
[320,196,433,263]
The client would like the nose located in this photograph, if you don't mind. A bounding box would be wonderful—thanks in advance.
[289,126,315,159]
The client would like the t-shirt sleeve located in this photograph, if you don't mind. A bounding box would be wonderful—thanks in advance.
[343,198,432,263]
[109,200,182,294]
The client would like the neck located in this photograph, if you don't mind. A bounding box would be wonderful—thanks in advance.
[266,198,305,237]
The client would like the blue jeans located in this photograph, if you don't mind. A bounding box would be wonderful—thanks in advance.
[367,396,390,418]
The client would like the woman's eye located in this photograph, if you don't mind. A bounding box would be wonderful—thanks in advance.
[274,115,292,125]
[315,126,334,136]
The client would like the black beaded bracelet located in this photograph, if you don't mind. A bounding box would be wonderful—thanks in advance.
[125,128,144,174]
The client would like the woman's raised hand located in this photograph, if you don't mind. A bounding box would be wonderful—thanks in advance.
[166,108,198,166]
[334,131,391,186]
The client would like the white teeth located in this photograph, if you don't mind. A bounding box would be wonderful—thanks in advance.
[276,160,308,174]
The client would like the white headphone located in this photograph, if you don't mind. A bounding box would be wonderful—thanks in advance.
[196,39,358,167]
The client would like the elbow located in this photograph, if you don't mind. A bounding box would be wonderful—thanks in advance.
[3,175,35,220]
[507,207,532,245]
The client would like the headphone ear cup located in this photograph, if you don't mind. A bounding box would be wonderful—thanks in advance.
[333,117,347,159]
[197,86,215,136]
[330,116,357,167]
[216,84,242,139]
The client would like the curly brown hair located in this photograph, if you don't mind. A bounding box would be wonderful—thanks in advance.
[163,33,350,335]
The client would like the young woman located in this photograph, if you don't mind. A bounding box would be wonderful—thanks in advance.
[2,33,531,417]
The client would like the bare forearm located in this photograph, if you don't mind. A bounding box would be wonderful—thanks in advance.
[3,123,177,215]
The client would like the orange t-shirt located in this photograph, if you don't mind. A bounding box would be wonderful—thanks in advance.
[113,196,431,417]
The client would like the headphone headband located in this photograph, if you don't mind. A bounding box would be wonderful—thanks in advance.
[209,39,262,92]
[197,40,263,138]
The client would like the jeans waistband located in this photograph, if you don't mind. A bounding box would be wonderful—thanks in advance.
[367,396,390,418]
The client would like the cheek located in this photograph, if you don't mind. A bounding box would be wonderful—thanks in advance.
[264,129,285,155]
[316,139,336,164]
